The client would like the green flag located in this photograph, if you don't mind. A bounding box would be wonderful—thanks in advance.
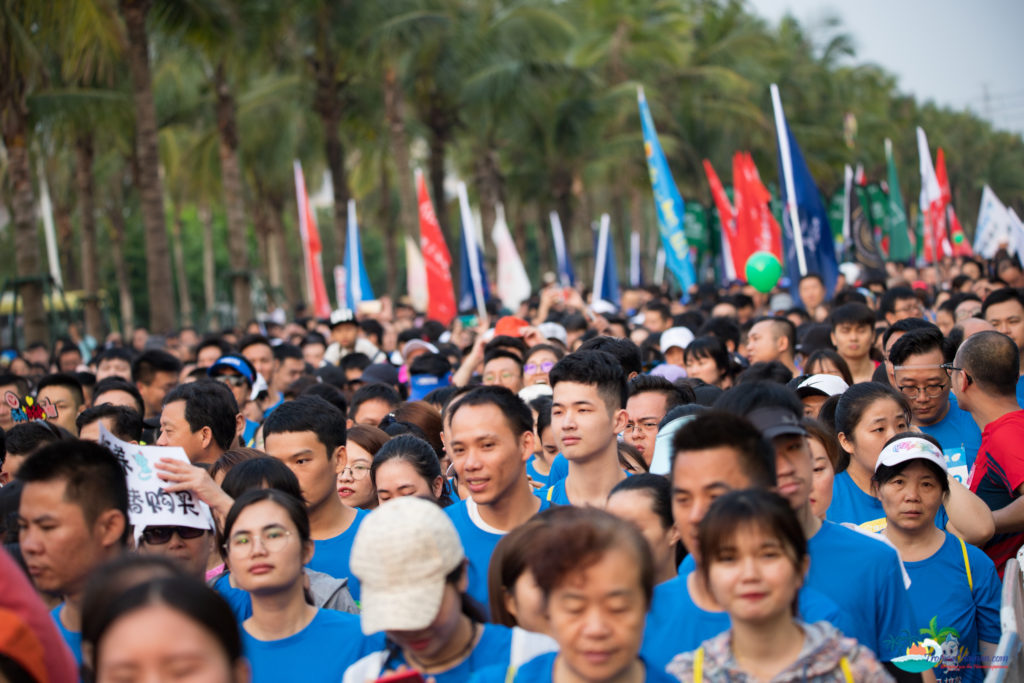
[684,201,709,264]
[865,184,889,253]
[885,139,913,262]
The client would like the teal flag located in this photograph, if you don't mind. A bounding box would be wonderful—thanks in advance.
[885,139,912,262]
[638,87,696,297]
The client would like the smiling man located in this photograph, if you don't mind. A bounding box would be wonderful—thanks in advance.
[443,386,550,614]
[18,441,128,667]
[889,327,981,482]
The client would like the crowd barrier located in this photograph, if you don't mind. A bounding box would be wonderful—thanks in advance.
[984,554,1024,682]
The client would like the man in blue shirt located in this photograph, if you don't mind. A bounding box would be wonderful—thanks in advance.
[539,351,629,507]
[18,440,129,667]
[890,326,982,482]
[264,396,367,599]
[444,386,550,613]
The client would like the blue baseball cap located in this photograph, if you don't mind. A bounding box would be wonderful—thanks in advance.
[207,355,256,385]
[408,372,452,402]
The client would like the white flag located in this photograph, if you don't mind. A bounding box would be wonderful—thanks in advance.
[974,186,1013,258]
[1009,209,1024,260]
[404,235,429,313]
[491,204,532,311]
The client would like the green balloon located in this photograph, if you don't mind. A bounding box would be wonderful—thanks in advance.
[745,251,783,293]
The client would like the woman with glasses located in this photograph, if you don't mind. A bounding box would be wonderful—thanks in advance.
[832,383,994,542]
[223,489,382,683]
[522,345,564,386]
[339,425,390,510]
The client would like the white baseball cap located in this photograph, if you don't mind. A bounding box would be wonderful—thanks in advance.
[349,497,466,635]
[875,436,948,473]
[796,374,849,398]
[660,327,695,353]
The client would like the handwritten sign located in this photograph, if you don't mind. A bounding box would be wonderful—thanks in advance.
[98,424,213,543]
[5,391,57,424]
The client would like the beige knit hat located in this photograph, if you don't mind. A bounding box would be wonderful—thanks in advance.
[350,496,466,635]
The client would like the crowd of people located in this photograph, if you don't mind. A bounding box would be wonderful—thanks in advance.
[4,253,1024,682]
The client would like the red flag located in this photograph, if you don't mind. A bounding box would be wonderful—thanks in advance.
[703,159,740,280]
[416,171,456,325]
[293,161,332,318]
[739,153,783,260]
[935,149,971,257]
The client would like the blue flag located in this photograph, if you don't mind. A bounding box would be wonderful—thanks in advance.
[637,87,696,298]
[343,200,375,309]
[456,182,490,315]
[592,214,620,307]
[549,211,576,288]
[771,86,839,299]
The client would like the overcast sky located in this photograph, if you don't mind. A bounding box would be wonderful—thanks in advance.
[747,0,1024,136]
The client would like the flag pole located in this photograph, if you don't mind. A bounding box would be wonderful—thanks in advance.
[770,84,807,276]
[457,182,487,321]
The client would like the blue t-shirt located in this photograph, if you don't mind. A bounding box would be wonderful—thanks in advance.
[828,470,948,531]
[902,533,1001,683]
[262,394,285,418]
[307,507,369,600]
[919,399,982,485]
[525,455,550,487]
[511,652,677,683]
[51,604,82,668]
[212,572,252,622]
[446,498,551,617]
[244,609,378,683]
[546,455,568,485]
[383,623,514,683]
[536,479,570,506]
[805,520,919,662]
[242,418,259,447]
[640,568,850,672]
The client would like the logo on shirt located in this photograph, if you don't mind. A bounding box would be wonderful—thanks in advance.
[893,617,964,675]
[892,639,941,673]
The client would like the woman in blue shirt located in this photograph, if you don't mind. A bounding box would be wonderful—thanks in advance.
[346,496,512,683]
[224,489,374,683]
[874,433,1001,683]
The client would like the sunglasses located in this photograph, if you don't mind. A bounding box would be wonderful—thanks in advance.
[213,374,249,388]
[141,526,208,545]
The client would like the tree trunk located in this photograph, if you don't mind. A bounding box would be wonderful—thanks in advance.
[427,128,450,245]
[120,0,175,334]
[213,61,253,326]
[378,157,398,296]
[55,199,78,290]
[199,202,216,325]
[382,64,418,253]
[75,135,103,341]
[171,207,192,326]
[312,24,350,268]
[1,102,48,345]
[533,202,552,276]
[107,186,135,337]
[266,196,295,309]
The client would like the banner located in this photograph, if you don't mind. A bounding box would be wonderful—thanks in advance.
[935,148,971,257]
[99,426,212,545]
[703,158,739,280]
[491,203,532,311]
[735,152,783,260]
[885,139,913,262]
[457,181,490,317]
[638,87,696,297]
[592,214,620,308]
[293,161,332,317]
[974,185,1013,259]
[770,84,839,299]
[916,128,949,262]
[846,168,886,279]
[415,170,456,325]
[549,211,576,288]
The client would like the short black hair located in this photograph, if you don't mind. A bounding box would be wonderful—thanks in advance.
[881,318,937,350]
[750,317,797,356]
[799,273,825,287]
[628,375,688,413]
[93,377,145,416]
[264,395,347,456]
[17,440,128,544]
[549,350,628,411]
[162,381,238,451]
[981,287,1024,318]
[888,328,948,367]
[196,336,234,360]
[671,411,775,487]
[301,332,327,348]
[880,286,919,315]
[273,343,303,362]
[348,383,401,421]
[0,373,29,397]
[698,317,741,350]
[409,353,452,378]
[36,373,85,409]
[237,334,273,354]
[577,337,643,378]
[959,330,1020,397]
[93,347,135,367]
[715,380,804,421]
[220,456,303,501]
[300,383,348,416]
[483,348,524,369]
[738,361,793,385]
[829,303,876,330]
[485,335,529,358]
[447,385,533,437]
[76,405,144,442]
[339,352,372,373]
[132,350,183,385]
[5,421,70,457]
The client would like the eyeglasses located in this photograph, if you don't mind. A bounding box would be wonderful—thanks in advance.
[340,464,371,480]
[524,361,555,375]
[141,526,207,545]
[213,374,249,388]
[894,303,923,315]
[940,362,973,386]
[625,419,660,434]
[225,526,293,556]
[897,383,947,399]
[483,372,519,383]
